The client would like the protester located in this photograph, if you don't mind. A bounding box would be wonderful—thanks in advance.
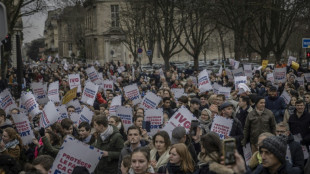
[108,116,127,140]
[265,86,287,123]
[0,127,23,160]
[78,121,96,145]
[190,98,201,118]
[32,155,54,174]
[130,147,155,174]
[198,108,212,134]
[150,131,171,172]
[0,109,12,131]
[283,95,297,123]
[235,96,253,128]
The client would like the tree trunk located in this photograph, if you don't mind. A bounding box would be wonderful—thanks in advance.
[164,56,170,70]
[234,31,245,61]
[148,55,153,65]
[219,32,226,61]
[194,55,199,71]
[274,51,282,63]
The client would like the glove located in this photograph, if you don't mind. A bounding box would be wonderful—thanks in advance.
[39,128,45,137]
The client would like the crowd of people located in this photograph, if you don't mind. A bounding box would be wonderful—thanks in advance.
[0,59,310,174]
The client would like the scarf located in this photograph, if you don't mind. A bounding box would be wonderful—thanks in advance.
[100,125,114,142]
[5,139,19,149]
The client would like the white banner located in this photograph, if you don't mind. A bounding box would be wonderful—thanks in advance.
[145,108,163,136]
[117,66,126,74]
[288,56,297,66]
[243,143,252,166]
[116,106,133,131]
[296,77,305,87]
[234,76,247,90]
[225,68,234,82]
[0,89,17,114]
[66,99,82,113]
[49,136,102,174]
[280,90,291,105]
[198,70,213,93]
[57,105,69,121]
[78,107,94,125]
[304,73,310,82]
[21,92,41,117]
[232,67,244,77]
[12,113,35,145]
[274,67,287,83]
[31,82,48,104]
[212,83,222,94]
[102,80,114,92]
[81,82,99,106]
[190,76,198,87]
[211,115,233,139]
[124,84,141,105]
[140,92,161,110]
[216,66,223,77]
[48,81,60,103]
[162,107,197,138]
[68,74,82,93]
[267,73,274,83]
[41,101,59,128]
[171,88,185,101]
[218,87,231,99]
[243,64,253,78]
[109,95,122,116]
[86,66,101,85]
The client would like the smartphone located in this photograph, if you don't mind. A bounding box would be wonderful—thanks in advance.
[190,120,199,136]
[223,138,236,165]
[142,121,151,132]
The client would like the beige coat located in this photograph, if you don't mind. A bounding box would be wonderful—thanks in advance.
[150,148,170,172]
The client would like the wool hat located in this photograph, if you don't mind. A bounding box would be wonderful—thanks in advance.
[171,126,186,144]
[219,102,234,111]
[259,136,287,164]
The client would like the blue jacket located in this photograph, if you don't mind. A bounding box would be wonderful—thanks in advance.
[265,96,286,123]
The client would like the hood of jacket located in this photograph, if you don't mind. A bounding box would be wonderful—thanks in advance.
[197,152,234,174]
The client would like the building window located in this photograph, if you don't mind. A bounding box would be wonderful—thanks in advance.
[69,43,73,51]
[111,5,119,27]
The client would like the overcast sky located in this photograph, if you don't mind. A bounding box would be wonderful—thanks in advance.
[22,12,47,44]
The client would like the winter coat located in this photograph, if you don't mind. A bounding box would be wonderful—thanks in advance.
[265,96,286,123]
[235,106,253,128]
[0,142,21,160]
[150,148,170,172]
[283,105,295,123]
[242,109,276,146]
[0,119,13,131]
[93,125,124,174]
[158,162,193,174]
[288,111,310,147]
[253,162,302,174]
[287,134,304,169]
[38,136,61,158]
[184,135,198,163]
[228,116,244,156]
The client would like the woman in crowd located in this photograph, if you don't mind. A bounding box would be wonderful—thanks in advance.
[150,131,171,172]
[0,127,22,160]
[283,95,297,123]
[199,108,212,134]
[158,143,195,174]
[129,147,155,174]
[109,116,127,140]
[36,129,61,158]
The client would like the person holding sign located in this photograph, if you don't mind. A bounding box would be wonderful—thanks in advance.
[92,115,124,174]
[78,122,96,145]
[150,131,171,172]
[0,127,22,160]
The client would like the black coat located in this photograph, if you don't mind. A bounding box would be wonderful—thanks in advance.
[229,117,244,156]
[254,162,302,174]
[158,162,193,174]
[288,111,310,147]
[287,134,304,169]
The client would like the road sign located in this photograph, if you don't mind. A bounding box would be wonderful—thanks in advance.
[302,38,310,48]
[146,50,152,56]
[0,2,8,41]
[138,48,143,53]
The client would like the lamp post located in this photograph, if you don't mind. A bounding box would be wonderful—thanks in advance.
[16,30,23,98]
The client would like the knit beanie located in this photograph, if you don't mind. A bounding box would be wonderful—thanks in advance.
[259,136,287,164]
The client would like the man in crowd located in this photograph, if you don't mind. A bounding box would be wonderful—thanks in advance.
[235,96,253,128]
[304,92,310,113]
[78,122,95,145]
[199,94,209,110]
[162,97,175,119]
[265,86,286,123]
[190,98,201,118]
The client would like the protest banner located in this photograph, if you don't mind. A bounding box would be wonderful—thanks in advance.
[40,101,59,128]
[0,89,17,114]
[66,99,82,113]
[267,73,274,83]
[49,136,102,174]
[229,58,240,69]
[116,106,133,131]
[70,113,80,125]
[232,67,244,77]
[22,92,41,117]
[117,66,126,74]
[216,66,223,77]
[162,107,197,138]
[243,143,252,166]
[171,88,185,101]
[296,77,305,87]
[68,74,82,93]
[218,87,231,99]
[159,68,165,78]
[62,87,78,104]
[31,82,48,105]
[225,68,234,82]
[12,113,35,145]
[189,76,198,87]
[145,108,163,136]
[243,64,253,78]
[85,66,101,85]
[81,82,99,106]
[140,92,161,110]
[293,134,309,159]
[78,107,94,125]
[198,70,213,93]
[102,80,114,92]
[124,84,141,105]
[234,76,247,90]
[210,115,233,139]
[288,56,297,66]
[291,61,300,71]
[57,105,68,121]
[274,67,287,83]
[212,83,222,94]
[109,95,122,116]
[48,81,60,103]
[262,60,268,69]
[304,73,310,82]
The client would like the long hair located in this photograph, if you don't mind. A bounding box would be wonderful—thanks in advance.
[200,132,222,163]
[170,143,194,173]
[4,127,23,146]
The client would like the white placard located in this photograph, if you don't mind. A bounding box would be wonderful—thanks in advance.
[210,115,233,139]
[218,87,231,99]
[78,107,94,125]
[198,70,213,93]
[102,80,114,92]
[171,88,185,101]
[68,74,82,93]
[0,89,17,115]
[66,99,82,113]
[225,68,234,82]
[48,81,60,103]
[116,106,133,131]
[124,84,142,105]
[57,105,68,121]
[243,143,252,166]
[232,67,244,77]
[234,76,247,90]
[288,56,297,66]
[267,73,275,83]
[304,73,310,82]
[243,64,253,78]
[86,66,101,85]
[145,108,163,136]
[280,90,291,105]
[117,66,126,74]
[140,92,162,110]
[31,82,48,104]
[109,95,122,116]
[274,67,287,83]
[217,66,223,77]
[212,83,222,94]
[21,92,41,117]
[81,82,99,106]
[162,107,197,138]
[41,101,59,128]
[12,113,35,145]
[49,136,103,174]
[296,77,304,87]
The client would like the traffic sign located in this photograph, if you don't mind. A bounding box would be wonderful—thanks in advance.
[138,48,143,53]
[302,38,310,48]
[146,50,152,56]
[0,2,8,41]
